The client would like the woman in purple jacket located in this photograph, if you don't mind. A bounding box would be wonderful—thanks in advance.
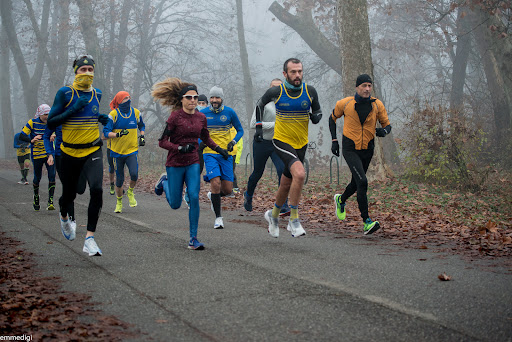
[152,78,229,250]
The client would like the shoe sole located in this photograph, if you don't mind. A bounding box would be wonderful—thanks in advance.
[129,202,137,207]
[188,245,205,250]
[214,225,224,229]
[265,211,279,238]
[83,247,102,256]
[289,226,306,237]
[364,222,381,235]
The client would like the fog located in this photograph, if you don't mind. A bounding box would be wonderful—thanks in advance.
[1,0,511,174]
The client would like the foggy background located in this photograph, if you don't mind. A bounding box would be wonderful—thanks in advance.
[1,0,510,182]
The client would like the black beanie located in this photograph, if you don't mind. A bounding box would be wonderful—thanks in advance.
[356,74,372,87]
[73,55,95,73]
[198,94,208,104]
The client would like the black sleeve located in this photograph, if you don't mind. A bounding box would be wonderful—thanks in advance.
[18,133,31,143]
[255,86,281,122]
[329,112,337,140]
[306,85,322,115]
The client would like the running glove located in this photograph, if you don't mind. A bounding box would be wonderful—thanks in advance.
[375,128,387,137]
[331,140,340,157]
[310,112,322,124]
[255,124,263,142]
[116,129,129,138]
[215,146,230,160]
[138,135,145,146]
[73,96,90,112]
[98,114,109,125]
[227,140,236,152]
[178,144,195,153]
[198,142,206,151]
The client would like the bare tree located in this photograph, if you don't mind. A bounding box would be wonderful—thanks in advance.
[1,26,14,158]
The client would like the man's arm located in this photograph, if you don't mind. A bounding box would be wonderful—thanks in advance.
[47,88,88,129]
[306,85,322,124]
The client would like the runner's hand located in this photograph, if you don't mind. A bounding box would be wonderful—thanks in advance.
[331,140,340,157]
[116,129,129,138]
[310,112,322,124]
[214,146,230,160]
[227,140,236,152]
[98,113,109,125]
[138,135,145,146]
[178,144,195,153]
[72,96,89,112]
[375,128,387,137]
[255,124,263,142]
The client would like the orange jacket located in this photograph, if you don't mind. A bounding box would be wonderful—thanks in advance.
[332,96,390,150]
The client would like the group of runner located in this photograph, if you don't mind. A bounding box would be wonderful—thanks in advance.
[15,55,391,254]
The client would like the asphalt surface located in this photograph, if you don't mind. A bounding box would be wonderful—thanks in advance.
[1,168,511,341]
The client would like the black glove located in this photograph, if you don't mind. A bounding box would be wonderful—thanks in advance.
[116,129,129,138]
[214,146,230,160]
[255,124,263,143]
[178,144,195,153]
[375,128,387,137]
[138,135,145,146]
[98,113,109,125]
[227,140,236,152]
[198,142,206,151]
[331,140,340,157]
[72,96,89,112]
[310,112,322,124]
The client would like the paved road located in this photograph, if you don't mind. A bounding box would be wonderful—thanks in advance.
[1,168,511,341]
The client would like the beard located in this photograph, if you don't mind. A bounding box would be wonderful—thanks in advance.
[286,75,302,86]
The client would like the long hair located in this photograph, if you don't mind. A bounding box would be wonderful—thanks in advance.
[151,77,195,110]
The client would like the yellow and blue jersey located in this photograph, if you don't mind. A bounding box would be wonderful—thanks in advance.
[274,83,312,149]
[50,86,102,158]
[103,107,144,157]
[21,118,48,160]
[200,105,244,155]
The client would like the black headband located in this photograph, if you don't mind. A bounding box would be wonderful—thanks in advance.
[179,85,198,97]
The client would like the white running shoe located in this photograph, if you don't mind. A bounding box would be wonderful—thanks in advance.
[207,191,215,213]
[60,217,76,241]
[265,210,279,238]
[214,217,224,229]
[70,219,77,231]
[288,218,306,237]
[83,236,102,256]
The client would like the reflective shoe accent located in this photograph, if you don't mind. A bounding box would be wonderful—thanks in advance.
[265,210,279,238]
[109,184,115,195]
[60,217,76,241]
[243,192,253,211]
[154,172,167,196]
[288,218,306,237]
[363,218,380,235]
[279,203,291,217]
[334,194,346,220]
[47,197,55,211]
[183,189,190,209]
[207,191,214,214]
[83,236,102,256]
[188,237,205,250]
[233,187,240,194]
[214,217,224,229]
[127,188,137,207]
[114,198,123,213]
[33,194,40,211]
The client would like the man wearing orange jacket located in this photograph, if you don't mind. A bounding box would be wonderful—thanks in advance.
[329,74,391,235]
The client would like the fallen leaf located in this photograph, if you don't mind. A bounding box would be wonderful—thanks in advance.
[438,273,452,281]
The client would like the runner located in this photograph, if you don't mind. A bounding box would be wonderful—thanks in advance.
[244,78,289,214]
[256,58,322,238]
[18,104,56,211]
[200,86,244,229]
[329,74,391,235]
[47,55,109,256]
[103,91,145,213]
[152,77,228,249]
[13,133,31,185]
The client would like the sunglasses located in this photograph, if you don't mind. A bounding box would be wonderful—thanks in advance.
[183,95,199,101]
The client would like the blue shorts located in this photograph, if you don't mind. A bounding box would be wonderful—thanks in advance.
[203,153,233,182]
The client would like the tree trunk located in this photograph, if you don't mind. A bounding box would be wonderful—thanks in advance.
[0,0,50,116]
[468,8,511,145]
[235,0,254,135]
[337,0,391,181]
[1,26,14,158]
[76,0,108,111]
[131,0,152,108]
[449,7,471,116]
[112,0,133,93]
[269,1,341,74]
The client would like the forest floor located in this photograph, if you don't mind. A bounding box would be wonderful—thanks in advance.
[2,159,511,339]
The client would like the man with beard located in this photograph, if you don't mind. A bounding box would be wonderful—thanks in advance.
[256,58,322,238]
[200,86,244,229]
